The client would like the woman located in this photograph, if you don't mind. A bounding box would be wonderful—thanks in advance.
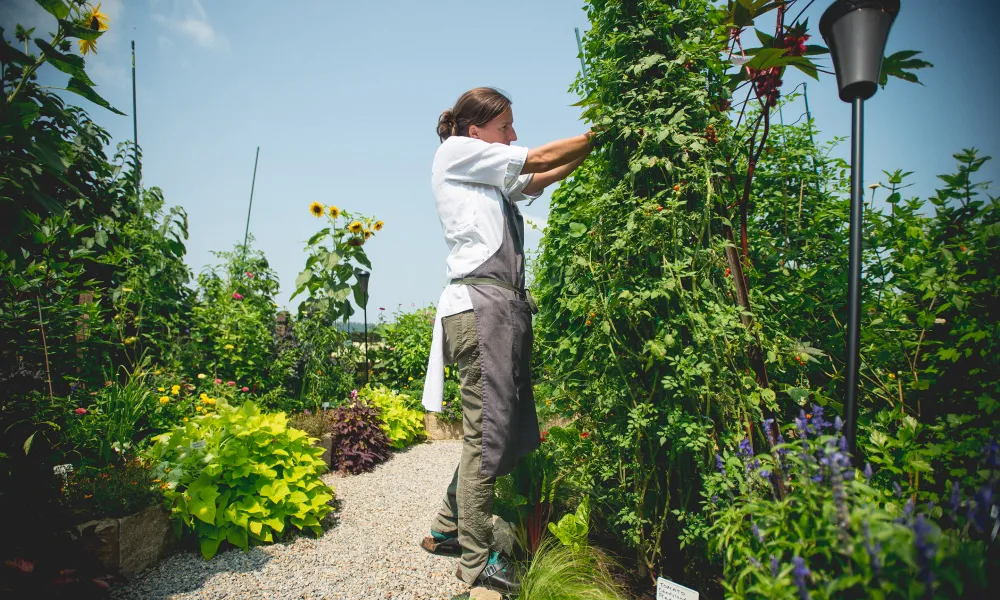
[420,87,593,594]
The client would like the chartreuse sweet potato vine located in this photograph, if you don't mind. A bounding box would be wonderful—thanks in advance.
[148,400,333,559]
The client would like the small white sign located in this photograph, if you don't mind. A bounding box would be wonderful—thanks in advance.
[190,440,207,450]
[657,577,698,600]
[322,402,330,409]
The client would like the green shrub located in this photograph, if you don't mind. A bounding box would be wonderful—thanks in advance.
[360,385,425,449]
[288,411,328,439]
[148,400,333,559]
[59,457,159,521]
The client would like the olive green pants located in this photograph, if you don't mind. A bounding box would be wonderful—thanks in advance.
[430,309,494,584]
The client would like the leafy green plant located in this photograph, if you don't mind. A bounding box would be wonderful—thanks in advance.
[360,385,425,449]
[292,313,360,411]
[288,410,328,439]
[58,456,159,521]
[517,537,629,600]
[325,400,392,475]
[548,496,591,552]
[148,400,333,559]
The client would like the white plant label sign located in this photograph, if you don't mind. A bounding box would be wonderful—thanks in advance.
[322,402,330,409]
[657,577,699,600]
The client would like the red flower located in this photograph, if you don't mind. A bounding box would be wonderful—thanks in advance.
[226,381,236,386]
[245,272,254,278]
[214,378,222,384]
[241,387,249,392]
[232,293,244,300]
[74,407,87,415]
[580,432,590,439]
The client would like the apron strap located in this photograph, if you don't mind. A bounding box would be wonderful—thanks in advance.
[451,278,539,315]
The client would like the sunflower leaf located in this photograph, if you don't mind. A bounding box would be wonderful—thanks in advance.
[35,38,94,85]
[35,0,70,20]
[65,77,126,115]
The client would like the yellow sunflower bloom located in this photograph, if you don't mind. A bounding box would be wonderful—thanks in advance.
[328,205,340,218]
[363,229,372,240]
[373,220,384,231]
[348,221,363,234]
[310,201,324,217]
[77,37,97,56]
[85,3,110,32]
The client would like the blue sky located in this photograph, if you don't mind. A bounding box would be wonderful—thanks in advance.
[3,0,997,316]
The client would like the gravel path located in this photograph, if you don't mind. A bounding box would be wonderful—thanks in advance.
[112,440,470,600]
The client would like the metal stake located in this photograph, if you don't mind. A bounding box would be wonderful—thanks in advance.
[131,40,139,198]
[242,146,260,262]
[844,96,864,455]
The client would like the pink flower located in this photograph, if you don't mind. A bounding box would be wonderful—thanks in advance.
[74,407,87,415]
[214,378,222,384]
[226,381,236,386]
[350,389,359,400]
[245,272,254,278]
[241,387,249,392]
[232,293,244,300]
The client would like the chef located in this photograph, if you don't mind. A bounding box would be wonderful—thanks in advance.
[419,86,593,594]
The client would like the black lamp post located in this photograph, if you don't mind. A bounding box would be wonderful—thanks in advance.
[354,268,371,384]
[820,0,899,455]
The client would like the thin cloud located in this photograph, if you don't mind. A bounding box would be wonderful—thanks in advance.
[153,0,228,51]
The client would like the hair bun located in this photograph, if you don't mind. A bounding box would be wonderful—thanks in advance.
[437,109,458,142]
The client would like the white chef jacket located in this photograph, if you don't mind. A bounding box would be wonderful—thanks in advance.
[422,136,543,411]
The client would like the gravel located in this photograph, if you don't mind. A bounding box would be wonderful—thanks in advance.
[112,440,471,600]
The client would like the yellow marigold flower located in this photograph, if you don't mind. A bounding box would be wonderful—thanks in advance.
[157,387,165,392]
[202,398,216,405]
[363,229,372,240]
[348,221,363,234]
[408,376,414,381]
[197,373,206,380]
[159,396,170,403]
[224,344,234,351]
[328,205,341,218]
[373,220,384,231]
[200,393,208,399]
[182,418,188,423]
[78,38,98,56]
[310,201,324,217]
[196,406,203,412]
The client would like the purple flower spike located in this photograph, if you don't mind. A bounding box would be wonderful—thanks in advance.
[792,556,811,600]
[760,469,771,479]
[738,437,754,458]
[893,481,902,497]
[749,556,762,568]
[949,481,961,515]
[763,418,776,444]
[863,463,873,480]
[752,522,763,543]
[834,416,843,432]
[715,453,725,472]
[770,555,779,578]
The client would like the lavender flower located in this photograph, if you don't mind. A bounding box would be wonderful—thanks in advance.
[763,418,776,445]
[913,515,937,598]
[792,556,811,600]
[834,416,843,432]
[751,522,764,543]
[715,453,726,477]
[810,404,832,432]
[738,437,754,458]
[949,481,961,516]
[862,521,882,576]
[796,410,809,439]
[839,435,848,453]
[863,463,873,481]
[760,469,771,479]
[749,556,762,568]
[892,481,902,497]
[770,555,779,578]
[973,486,995,533]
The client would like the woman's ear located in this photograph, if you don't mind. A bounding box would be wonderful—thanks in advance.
[468,125,480,139]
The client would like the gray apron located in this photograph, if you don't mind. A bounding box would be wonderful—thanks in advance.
[452,193,539,478]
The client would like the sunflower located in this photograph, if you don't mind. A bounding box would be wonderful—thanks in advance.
[84,3,110,32]
[373,220,384,231]
[328,205,340,218]
[77,37,97,54]
[309,201,324,217]
[348,221,363,234]
[363,229,372,240]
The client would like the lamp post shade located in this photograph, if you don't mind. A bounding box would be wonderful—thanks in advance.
[820,0,900,102]
[354,268,370,300]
